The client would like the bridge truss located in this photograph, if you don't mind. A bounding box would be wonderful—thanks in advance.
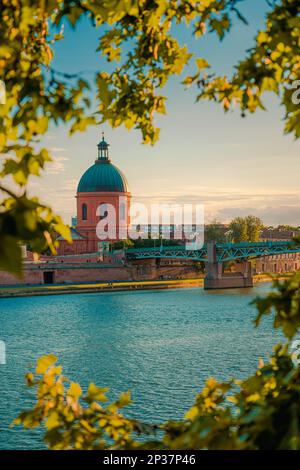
[125,241,300,263]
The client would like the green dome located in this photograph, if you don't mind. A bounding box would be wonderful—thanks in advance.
[77,160,129,193]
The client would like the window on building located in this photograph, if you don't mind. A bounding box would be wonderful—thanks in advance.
[82,203,87,220]
[120,202,126,221]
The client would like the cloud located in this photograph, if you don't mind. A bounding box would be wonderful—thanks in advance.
[46,155,69,175]
[64,178,78,192]
[217,206,300,226]
[27,177,77,222]
[133,187,300,225]
[44,132,56,141]
[49,147,68,152]
[26,177,300,226]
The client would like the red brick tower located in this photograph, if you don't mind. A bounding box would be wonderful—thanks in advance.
[75,134,131,252]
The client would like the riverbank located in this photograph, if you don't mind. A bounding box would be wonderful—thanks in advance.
[0,273,292,299]
[0,278,204,298]
[253,273,292,283]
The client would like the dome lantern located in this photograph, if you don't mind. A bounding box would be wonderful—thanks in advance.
[77,134,130,193]
[97,132,110,162]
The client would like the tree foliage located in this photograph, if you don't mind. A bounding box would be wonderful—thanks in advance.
[14,273,300,449]
[229,215,263,243]
[194,0,300,136]
[1,1,300,274]
[3,1,300,450]
[205,219,227,243]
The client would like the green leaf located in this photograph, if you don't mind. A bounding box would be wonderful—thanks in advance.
[0,235,22,277]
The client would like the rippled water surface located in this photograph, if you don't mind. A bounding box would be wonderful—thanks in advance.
[0,284,280,449]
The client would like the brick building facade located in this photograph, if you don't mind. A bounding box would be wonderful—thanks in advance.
[255,229,300,274]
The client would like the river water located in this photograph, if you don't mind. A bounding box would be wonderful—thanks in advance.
[0,283,280,449]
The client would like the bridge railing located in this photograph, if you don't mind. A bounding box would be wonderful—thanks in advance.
[215,241,293,249]
[124,241,300,262]
[126,245,186,254]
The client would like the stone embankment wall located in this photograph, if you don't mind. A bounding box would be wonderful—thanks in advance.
[0,258,202,286]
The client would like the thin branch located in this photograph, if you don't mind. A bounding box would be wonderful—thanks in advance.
[0,185,18,199]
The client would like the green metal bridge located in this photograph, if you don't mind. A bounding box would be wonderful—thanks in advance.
[126,241,300,263]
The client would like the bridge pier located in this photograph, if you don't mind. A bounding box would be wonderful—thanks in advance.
[204,241,253,290]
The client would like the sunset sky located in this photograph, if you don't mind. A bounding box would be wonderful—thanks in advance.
[30,0,300,227]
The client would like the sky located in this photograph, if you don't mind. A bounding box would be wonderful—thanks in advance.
[29,0,300,227]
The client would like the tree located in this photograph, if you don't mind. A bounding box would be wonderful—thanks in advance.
[277,224,299,231]
[195,0,300,138]
[111,239,134,250]
[1,0,300,274]
[229,217,248,243]
[229,215,263,242]
[245,215,263,242]
[14,273,300,449]
[205,220,226,243]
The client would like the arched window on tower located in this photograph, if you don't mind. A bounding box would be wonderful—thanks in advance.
[82,203,87,221]
[120,202,126,221]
